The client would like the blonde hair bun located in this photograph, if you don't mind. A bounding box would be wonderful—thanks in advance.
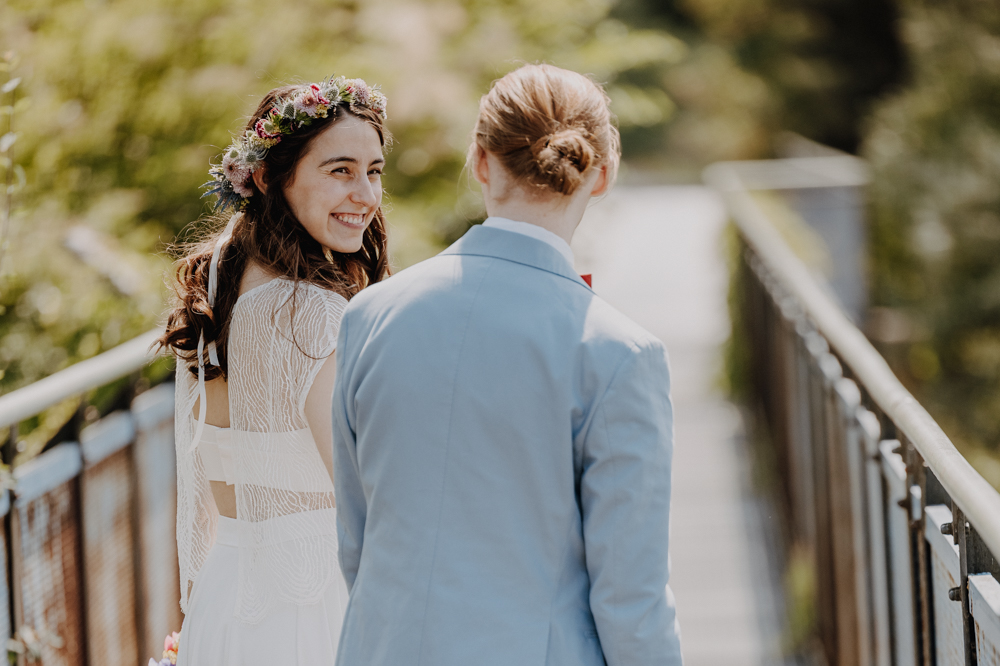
[470,63,621,197]
[531,129,596,195]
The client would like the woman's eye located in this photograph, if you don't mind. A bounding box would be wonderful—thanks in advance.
[369,169,383,176]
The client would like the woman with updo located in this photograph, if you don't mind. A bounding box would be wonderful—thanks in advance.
[331,63,682,665]
[159,76,390,664]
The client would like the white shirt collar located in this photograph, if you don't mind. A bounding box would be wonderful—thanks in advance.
[482,216,574,267]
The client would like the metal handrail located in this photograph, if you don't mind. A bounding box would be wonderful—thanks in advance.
[704,161,1000,559]
[0,327,165,430]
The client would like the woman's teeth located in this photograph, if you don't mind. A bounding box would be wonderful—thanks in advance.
[332,213,365,227]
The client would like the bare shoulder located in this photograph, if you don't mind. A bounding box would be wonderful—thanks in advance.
[239,261,279,296]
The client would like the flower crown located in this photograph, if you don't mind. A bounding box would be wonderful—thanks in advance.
[204,76,387,212]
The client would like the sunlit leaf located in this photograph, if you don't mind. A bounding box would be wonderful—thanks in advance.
[0,132,16,153]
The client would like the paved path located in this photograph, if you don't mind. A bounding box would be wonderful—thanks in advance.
[572,185,785,665]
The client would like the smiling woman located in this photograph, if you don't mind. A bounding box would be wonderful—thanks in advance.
[154,76,391,664]
[276,114,386,254]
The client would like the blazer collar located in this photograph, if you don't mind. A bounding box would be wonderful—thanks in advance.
[440,225,590,289]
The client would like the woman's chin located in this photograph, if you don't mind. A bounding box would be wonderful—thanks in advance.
[323,235,365,254]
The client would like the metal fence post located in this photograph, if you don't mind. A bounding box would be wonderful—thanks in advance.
[953,505,977,665]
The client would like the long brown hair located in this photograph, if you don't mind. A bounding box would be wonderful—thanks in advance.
[160,84,391,379]
[469,64,620,197]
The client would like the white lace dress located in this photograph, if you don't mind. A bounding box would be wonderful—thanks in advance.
[173,277,350,665]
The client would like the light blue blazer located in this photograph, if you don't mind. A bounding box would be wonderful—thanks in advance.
[332,224,682,666]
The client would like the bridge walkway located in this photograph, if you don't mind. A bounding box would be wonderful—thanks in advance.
[573,185,787,665]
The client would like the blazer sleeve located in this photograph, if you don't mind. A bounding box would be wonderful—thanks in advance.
[580,339,682,665]
[332,311,366,591]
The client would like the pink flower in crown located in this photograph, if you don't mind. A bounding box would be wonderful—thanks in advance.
[347,79,371,107]
[293,88,323,117]
[255,118,280,140]
[309,83,331,106]
[231,177,254,198]
[222,152,250,184]
[222,152,254,198]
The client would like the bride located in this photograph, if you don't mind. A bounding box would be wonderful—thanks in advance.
[158,75,390,664]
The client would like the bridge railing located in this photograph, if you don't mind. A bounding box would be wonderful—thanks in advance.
[706,159,1000,666]
[0,329,177,666]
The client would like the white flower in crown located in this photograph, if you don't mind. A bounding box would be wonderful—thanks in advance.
[368,89,388,119]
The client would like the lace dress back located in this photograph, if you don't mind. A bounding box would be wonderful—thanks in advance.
[175,277,348,623]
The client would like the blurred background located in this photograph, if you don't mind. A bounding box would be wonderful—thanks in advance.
[3,0,1000,487]
[0,0,995,476]
[2,0,1000,662]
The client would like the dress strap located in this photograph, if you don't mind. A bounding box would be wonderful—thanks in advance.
[193,212,241,449]
[206,212,241,366]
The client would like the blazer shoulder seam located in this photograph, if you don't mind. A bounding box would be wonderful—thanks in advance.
[444,249,589,290]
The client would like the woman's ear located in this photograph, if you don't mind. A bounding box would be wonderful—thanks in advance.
[252,167,268,194]
[589,164,609,197]
[471,145,490,187]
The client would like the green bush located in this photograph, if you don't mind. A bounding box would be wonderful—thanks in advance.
[864,0,1000,483]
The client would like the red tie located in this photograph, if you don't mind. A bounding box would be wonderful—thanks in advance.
[580,274,592,288]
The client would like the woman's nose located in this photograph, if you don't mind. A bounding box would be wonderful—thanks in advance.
[351,175,379,209]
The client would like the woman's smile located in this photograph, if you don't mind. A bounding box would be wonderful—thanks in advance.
[332,212,367,229]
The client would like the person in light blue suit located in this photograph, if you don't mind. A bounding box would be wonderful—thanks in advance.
[333,64,682,666]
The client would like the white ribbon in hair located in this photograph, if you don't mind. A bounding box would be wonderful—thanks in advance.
[193,212,242,453]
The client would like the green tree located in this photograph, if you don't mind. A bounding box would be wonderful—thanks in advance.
[864,0,1000,482]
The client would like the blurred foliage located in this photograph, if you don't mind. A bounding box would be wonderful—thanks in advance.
[674,0,906,154]
[6,0,999,487]
[612,0,775,171]
[864,0,1000,483]
[0,0,688,399]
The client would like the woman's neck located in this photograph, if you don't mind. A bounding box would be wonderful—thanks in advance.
[477,150,606,245]
[485,196,587,245]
